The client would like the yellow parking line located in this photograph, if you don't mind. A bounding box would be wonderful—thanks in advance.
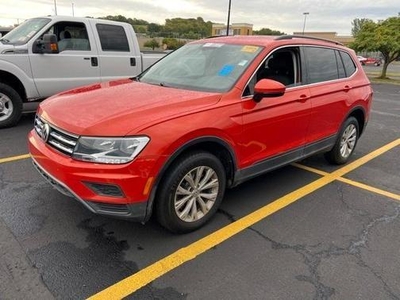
[88,138,400,300]
[337,177,400,201]
[0,154,30,164]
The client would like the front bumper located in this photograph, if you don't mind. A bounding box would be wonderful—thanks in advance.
[28,130,154,221]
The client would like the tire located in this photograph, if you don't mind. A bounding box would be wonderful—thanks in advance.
[156,151,226,233]
[325,116,359,165]
[0,83,23,128]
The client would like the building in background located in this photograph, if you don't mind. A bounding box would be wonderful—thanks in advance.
[212,23,253,36]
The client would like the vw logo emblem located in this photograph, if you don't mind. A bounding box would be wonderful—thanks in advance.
[42,123,50,142]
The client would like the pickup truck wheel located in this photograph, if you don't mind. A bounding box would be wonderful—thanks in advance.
[0,83,23,128]
[325,117,359,165]
[156,151,226,233]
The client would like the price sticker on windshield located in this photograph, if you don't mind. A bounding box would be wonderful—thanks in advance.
[241,46,259,53]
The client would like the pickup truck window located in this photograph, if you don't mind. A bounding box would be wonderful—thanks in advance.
[44,22,91,51]
[0,18,50,45]
[96,24,130,52]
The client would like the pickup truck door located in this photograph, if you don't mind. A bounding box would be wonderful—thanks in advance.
[91,20,142,82]
[29,20,100,98]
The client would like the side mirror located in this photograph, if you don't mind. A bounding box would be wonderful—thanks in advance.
[32,34,59,54]
[253,79,286,102]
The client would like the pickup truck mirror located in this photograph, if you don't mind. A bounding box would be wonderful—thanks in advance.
[32,34,59,54]
[253,79,286,102]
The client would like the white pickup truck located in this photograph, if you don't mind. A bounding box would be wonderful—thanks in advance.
[0,16,165,128]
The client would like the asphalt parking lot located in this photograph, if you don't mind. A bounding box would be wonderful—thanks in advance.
[0,83,399,300]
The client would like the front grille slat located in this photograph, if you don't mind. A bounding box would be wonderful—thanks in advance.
[34,115,79,156]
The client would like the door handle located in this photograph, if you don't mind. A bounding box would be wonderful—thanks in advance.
[130,57,136,66]
[343,85,352,92]
[91,57,98,67]
[296,94,310,103]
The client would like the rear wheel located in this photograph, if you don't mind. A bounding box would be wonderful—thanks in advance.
[0,83,23,128]
[325,116,359,165]
[156,151,226,233]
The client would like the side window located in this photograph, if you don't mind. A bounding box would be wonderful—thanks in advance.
[339,51,356,77]
[335,50,346,79]
[46,22,91,52]
[304,47,338,84]
[243,47,301,97]
[96,24,130,52]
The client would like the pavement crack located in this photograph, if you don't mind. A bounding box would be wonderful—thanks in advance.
[247,205,400,299]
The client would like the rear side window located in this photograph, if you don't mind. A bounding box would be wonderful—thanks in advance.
[335,51,346,79]
[339,51,356,77]
[96,24,130,52]
[304,47,338,83]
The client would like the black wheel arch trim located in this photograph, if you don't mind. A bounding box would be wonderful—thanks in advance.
[143,136,239,222]
[344,105,367,136]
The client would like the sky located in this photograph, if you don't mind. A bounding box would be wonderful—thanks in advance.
[0,0,398,35]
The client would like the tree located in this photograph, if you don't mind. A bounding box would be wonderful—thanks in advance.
[351,17,400,79]
[164,17,211,38]
[162,38,186,50]
[143,39,160,50]
[253,28,285,36]
[351,18,373,37]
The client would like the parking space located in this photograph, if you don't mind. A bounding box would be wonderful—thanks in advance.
[0,83,399,299]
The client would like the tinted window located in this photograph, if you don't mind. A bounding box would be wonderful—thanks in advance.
[339,51,356,77]
[96,24,129,52]
[335,51,346,79]
[304,47,338,84]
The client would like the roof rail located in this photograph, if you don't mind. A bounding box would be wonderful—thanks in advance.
[275,35,344,46]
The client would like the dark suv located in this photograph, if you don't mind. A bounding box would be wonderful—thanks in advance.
[29,35,373,232]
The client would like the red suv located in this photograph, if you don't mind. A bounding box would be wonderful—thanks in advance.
[28,35,373,233]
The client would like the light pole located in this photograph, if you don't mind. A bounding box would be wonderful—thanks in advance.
[72,2,75,16]
[226,0,232,36]
[302,12,309,35]
[54,0,58,15]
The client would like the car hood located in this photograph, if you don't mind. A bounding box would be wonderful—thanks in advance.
[39,79,221,136]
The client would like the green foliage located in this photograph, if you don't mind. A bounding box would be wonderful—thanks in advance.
[143,39,160,50]
[351,18,373,37]
[98,15,149,27]
[164,17,212,38]
[253,28,285,36]
[351,17,400,78]
[162,38,186,50]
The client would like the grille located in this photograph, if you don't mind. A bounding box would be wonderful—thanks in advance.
[32,160,74,198]
[34,115,79,156]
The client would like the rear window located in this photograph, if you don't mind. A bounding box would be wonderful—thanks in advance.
[96,24,130,52]
[339,51,356,77]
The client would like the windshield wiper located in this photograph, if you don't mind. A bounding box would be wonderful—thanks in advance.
[0,38,10,43]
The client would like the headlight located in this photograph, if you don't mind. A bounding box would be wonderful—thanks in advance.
[72,136,150,164]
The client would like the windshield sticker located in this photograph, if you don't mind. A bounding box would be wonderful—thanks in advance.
[241,45,259,53]
[218,65,234,76]
[238,60,248,66]
[203,43,224,48]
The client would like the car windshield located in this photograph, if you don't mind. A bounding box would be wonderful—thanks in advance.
[0,18,51,45]
[138,42,263,93]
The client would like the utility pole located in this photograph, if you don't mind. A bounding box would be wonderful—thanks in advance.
[302,12,309,35]
[72,2,75,16]
[226,0,231,36]
[54,0,58,15]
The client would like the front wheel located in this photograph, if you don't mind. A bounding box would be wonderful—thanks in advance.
[325,116,359,165]
[156,151,226,233]
[0,83,23,128]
